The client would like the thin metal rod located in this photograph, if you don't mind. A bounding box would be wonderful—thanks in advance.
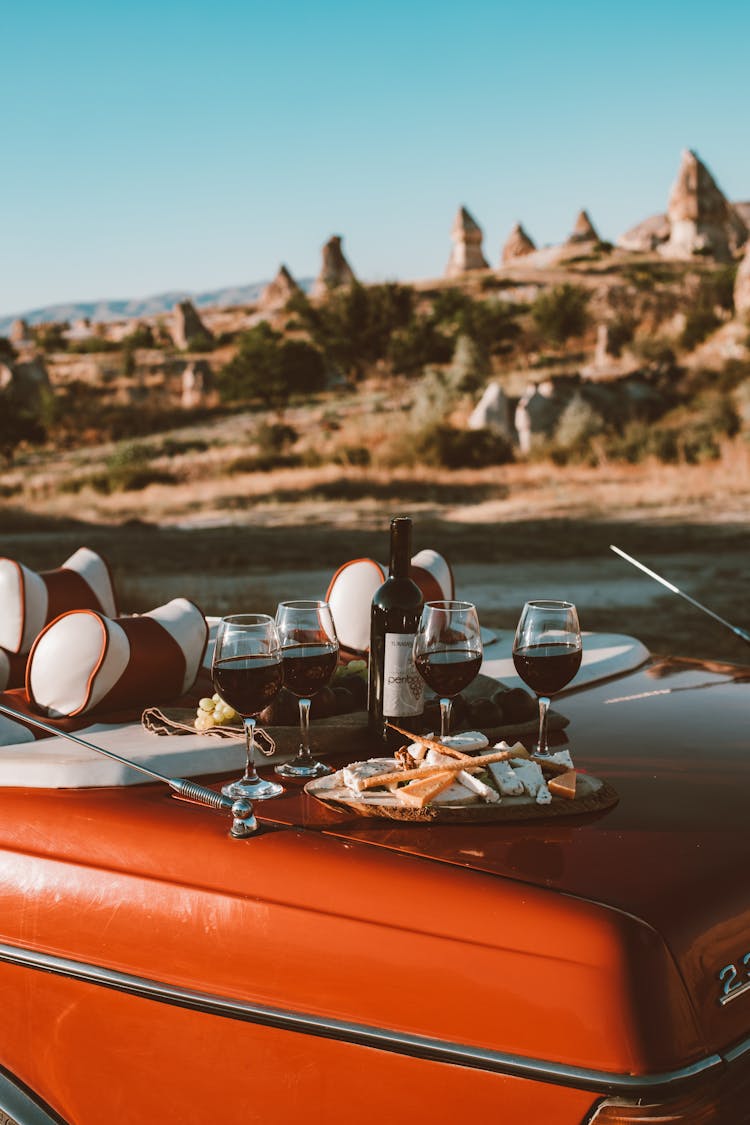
[0,703,171,783]
[610,545,750,645]
[0,702,238,815]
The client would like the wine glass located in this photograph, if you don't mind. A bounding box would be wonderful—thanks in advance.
[274,600,339,779]
[413,600,483,739]
[512,600,582,758]
[212,614,284,800]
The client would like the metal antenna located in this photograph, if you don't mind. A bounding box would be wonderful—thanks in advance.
[0,703,258,837]
[610,545,750,646]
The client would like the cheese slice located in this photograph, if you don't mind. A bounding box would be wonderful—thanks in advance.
[395,770,455,809]
[548,769,577,800]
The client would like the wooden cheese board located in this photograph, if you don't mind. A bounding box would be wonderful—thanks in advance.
[305,768,618,824]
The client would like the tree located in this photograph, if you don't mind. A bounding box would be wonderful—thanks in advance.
[218,322,326,407]
[531,284,590,345]
[288,283,415,378]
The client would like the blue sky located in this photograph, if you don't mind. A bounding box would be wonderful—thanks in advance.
[2,0,749,316]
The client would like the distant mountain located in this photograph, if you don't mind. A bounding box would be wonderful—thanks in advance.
[0,278,313,336]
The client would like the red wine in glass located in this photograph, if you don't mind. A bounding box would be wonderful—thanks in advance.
[511,643,582,696]
[512,601,582,757]
[274,600,339,779]
[413,601,483,739]
[212,614,284,801]
[213,655,284,716]
[281,644,338,699]
[415,648,483,698]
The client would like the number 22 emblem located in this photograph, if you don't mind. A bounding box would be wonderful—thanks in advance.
[719,952,750,1006]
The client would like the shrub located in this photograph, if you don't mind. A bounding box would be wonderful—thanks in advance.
[0,337,18,363]
[121,324,156,349]
[332,445,371,467]
[255,421,298,456]
[388,315,453,376]
[531,284,590,345]
[101,442,177,492]
[680,306,722,351]
[218,323,326,406]
[66,337,121,353]
[413,423,514,469]
[185,332,215,353]
[288,283,416,378]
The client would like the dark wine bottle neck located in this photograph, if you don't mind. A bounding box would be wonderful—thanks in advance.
[389,517,412,579]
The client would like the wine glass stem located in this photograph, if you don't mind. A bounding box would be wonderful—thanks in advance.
[297,698,313,763]
[536,696,551,757]
[439,698,452,740]
[242,717,260,782]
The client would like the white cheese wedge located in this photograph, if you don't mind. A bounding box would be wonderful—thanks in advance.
[439,731,489,753]
[432,779,478,806]
[510,758,552,803]
[488,759,525,796]
[456,769,500,803]
[548,748,574,769]
[342,759,396,790]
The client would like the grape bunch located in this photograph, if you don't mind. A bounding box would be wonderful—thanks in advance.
[194,693,239,732]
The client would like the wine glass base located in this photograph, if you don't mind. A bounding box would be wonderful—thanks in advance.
[221,776,284,800]
[274,759,332,779]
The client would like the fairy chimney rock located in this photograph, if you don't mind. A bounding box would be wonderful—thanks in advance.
[567,209,599,244]
[734,241,750,318]
[259,264,301,312]
[9,319,30,345]
[663,150,747,261]
[171,299,212,350]
[311,235,356,299]
[445,206,489,277]
[501,222,536,264]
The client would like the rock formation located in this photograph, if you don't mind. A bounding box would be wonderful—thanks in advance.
[662,150,747,260]
[181,360,213,409]
[468,382,512,437]
[514,381,562,454]
[618,150,747,259]
[310,236,356,299]
[567,209,599,244]
[734,241,750,319]
[500,222,536,264]
[258,264,301,312]
[8,319,30,345]
[0,356,51,408]
[171,300,213,350]
[445,206,489,277]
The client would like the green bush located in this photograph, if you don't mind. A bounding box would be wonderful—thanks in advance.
[99,442,177,492]
[66,337,121,354]
[413,424,514,468]
[531,284,590,345]
[388,316,453,376]
[219,323,326,406]
[288,283,416,378]
[680,306,722,351]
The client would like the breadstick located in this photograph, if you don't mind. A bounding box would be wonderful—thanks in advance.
[357,744,530,791]
[384,722,473,761]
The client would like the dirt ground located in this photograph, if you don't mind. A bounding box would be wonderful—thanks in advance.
[2,503,748,666]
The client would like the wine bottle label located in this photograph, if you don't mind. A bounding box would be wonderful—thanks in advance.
[382,632,423,716]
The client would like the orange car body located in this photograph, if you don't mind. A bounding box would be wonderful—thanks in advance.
[0,655,747,1124]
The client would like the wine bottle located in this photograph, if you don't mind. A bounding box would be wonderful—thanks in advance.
[368,516,424,746]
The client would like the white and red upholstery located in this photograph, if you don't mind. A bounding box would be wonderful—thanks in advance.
[326,549,454,656]
[0,547,117,657]
[26,598,208,719]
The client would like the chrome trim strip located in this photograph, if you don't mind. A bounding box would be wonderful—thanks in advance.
[720,979,750,1006]
[0,941,724,1097]
[0,1066,68,1125]
[725,1034,750,1066]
